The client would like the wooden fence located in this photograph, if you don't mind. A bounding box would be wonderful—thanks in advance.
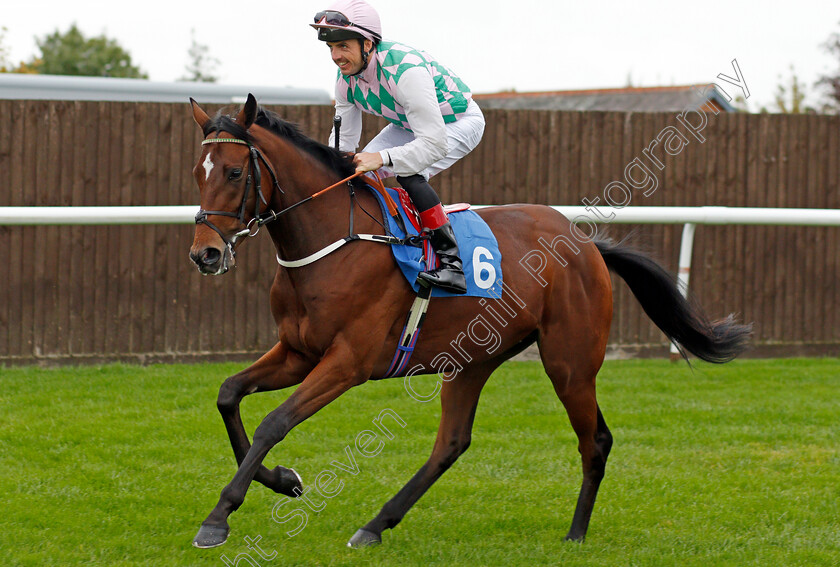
[1,100,838,365]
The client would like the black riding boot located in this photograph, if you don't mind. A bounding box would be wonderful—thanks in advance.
[396,173,467,294]
[418,222,467,294]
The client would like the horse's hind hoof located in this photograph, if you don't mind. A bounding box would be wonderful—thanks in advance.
[268,466,303,497]
[347,528,381,548]
[193,522,230,549]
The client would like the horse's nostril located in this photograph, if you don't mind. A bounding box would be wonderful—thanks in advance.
[202,248,222,266]
[190,248,222,268]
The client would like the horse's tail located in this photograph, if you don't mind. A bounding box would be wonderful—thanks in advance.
[595,238,752,363]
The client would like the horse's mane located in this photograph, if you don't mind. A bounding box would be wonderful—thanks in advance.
[202,107,357,178]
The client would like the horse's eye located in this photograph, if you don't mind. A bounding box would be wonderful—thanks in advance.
[228,168,243,181]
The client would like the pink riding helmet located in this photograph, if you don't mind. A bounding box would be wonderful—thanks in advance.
[311,0,382,43]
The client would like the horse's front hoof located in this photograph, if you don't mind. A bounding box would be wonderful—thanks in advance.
[193,522,230,549]
[268,466,303,497]
[347,528,381,548]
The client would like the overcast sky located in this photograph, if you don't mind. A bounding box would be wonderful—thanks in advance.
[3,1,839,111]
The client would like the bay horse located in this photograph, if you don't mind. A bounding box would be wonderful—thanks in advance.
[188,94,751,549]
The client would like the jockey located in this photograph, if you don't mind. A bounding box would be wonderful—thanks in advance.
[311,0,485,294]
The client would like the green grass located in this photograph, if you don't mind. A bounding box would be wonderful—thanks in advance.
[1,359,839,566]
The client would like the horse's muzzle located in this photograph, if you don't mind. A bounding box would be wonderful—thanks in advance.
[189,245,233,275]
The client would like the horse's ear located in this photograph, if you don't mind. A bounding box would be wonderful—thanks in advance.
[190,98,210,129]
[236,93,258,128]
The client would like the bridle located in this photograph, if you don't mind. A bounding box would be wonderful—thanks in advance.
[195,137,285,257]
[195,135,371,265]
[196,133,424,270]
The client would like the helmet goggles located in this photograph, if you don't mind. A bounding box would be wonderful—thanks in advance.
[313,10,382,41]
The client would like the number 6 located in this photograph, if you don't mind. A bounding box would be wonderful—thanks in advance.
[472,246,496,290]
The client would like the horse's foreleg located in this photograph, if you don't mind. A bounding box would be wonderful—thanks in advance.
[348,364,494,548]
[193,350,367,549]
[217,342,312,496]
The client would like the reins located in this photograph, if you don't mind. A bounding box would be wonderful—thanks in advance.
[265,169,368,223]
[196,135,404,268]
[196,136,369,243]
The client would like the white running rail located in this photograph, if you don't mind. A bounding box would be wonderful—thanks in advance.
[3,205,839,357]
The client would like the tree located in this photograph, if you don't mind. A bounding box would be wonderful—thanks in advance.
[0,26,13,72]
[730,94,750,113]
[767,65,814,114]
[816,21,840,113]
[1,27,39,73]
[25,24,147,78]
[179,29,220,83]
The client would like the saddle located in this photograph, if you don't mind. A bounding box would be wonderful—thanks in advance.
[373,183,470,234]
[366,181,504,299]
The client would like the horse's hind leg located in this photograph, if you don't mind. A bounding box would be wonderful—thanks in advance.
[563,397,612,541]
[348,363,497,548]
[541,346,613,542]
[216,341,312,497]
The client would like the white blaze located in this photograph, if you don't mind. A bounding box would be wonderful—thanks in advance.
[202,152,214,179]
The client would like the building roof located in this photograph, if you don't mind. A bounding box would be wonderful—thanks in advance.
[0,73,331,105]
[473,85,736,113]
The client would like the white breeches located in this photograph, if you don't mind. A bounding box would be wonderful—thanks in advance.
[363,100,485,179]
